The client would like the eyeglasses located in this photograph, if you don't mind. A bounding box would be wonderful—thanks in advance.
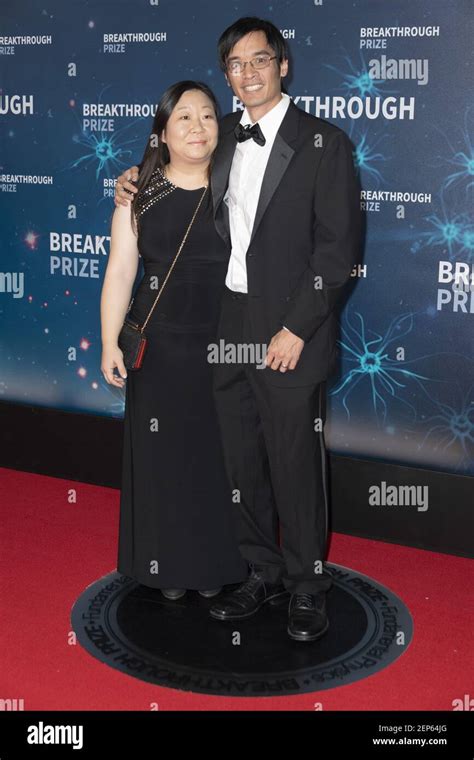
[226,55,277,76]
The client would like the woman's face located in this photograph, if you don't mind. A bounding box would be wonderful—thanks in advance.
[161,89,218,165]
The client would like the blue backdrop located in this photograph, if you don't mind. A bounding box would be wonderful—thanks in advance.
[1,0,473,475]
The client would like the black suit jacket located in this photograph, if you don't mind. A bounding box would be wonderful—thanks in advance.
[211,100,362,387]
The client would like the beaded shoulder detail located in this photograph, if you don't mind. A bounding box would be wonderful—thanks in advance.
[134,166,175,222]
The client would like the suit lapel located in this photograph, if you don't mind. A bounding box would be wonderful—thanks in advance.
[211,100,301,245]
[211,114,240,242]
[248,101,299,247]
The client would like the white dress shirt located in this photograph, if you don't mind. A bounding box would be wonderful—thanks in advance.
[224,93,291,295]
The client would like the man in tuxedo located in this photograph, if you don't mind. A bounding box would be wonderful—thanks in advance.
[114,17,361,642]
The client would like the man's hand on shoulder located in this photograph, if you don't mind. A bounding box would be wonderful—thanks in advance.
[114,166,140,207]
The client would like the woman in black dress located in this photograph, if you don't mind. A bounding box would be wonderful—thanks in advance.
[100,82,247,599]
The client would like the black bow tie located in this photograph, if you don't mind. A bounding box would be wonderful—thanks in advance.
[234,122,266,147]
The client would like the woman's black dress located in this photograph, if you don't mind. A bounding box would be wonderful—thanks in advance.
[117,167,247,590]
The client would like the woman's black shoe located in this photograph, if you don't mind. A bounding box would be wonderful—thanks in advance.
[198,587,222,598]
[161,589,187,600]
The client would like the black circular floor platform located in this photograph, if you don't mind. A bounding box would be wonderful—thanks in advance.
[71,563,413,696]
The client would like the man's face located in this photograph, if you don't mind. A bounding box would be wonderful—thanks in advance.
[224,31,288,111]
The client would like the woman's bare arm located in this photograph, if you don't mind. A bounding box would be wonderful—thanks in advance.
[100,203,139,386]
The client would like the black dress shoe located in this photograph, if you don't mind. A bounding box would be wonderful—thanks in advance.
[287,592,329,642]
[209,568,288,620]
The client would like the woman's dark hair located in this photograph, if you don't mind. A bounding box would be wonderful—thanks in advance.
[131,80,219,231]
[217,16,288,72]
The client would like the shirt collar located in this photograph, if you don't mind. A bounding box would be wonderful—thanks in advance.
[240,92,290,141]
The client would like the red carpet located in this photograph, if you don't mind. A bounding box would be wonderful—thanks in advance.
[1,466,471,711]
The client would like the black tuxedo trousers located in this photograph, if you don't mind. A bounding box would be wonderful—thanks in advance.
[212,286,333,595]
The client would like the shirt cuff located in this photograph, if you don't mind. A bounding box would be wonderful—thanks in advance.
[281,323,305,342]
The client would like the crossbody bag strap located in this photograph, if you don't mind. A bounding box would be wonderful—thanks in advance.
[130,184,208,334]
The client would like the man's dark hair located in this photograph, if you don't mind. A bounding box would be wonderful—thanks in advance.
[217,16,288,71]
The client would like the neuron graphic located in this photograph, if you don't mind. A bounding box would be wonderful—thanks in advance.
[330,311,430,424]
[65,86,149,181]
[423,192,474,262]
[71,132,134,180]
[353,131,390,187]
[459,227,474,261]
[433,107,474,195]
[417,386,474,471]
[325,52,397,99]
[99,379,126,417]
[421,110,474,262]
